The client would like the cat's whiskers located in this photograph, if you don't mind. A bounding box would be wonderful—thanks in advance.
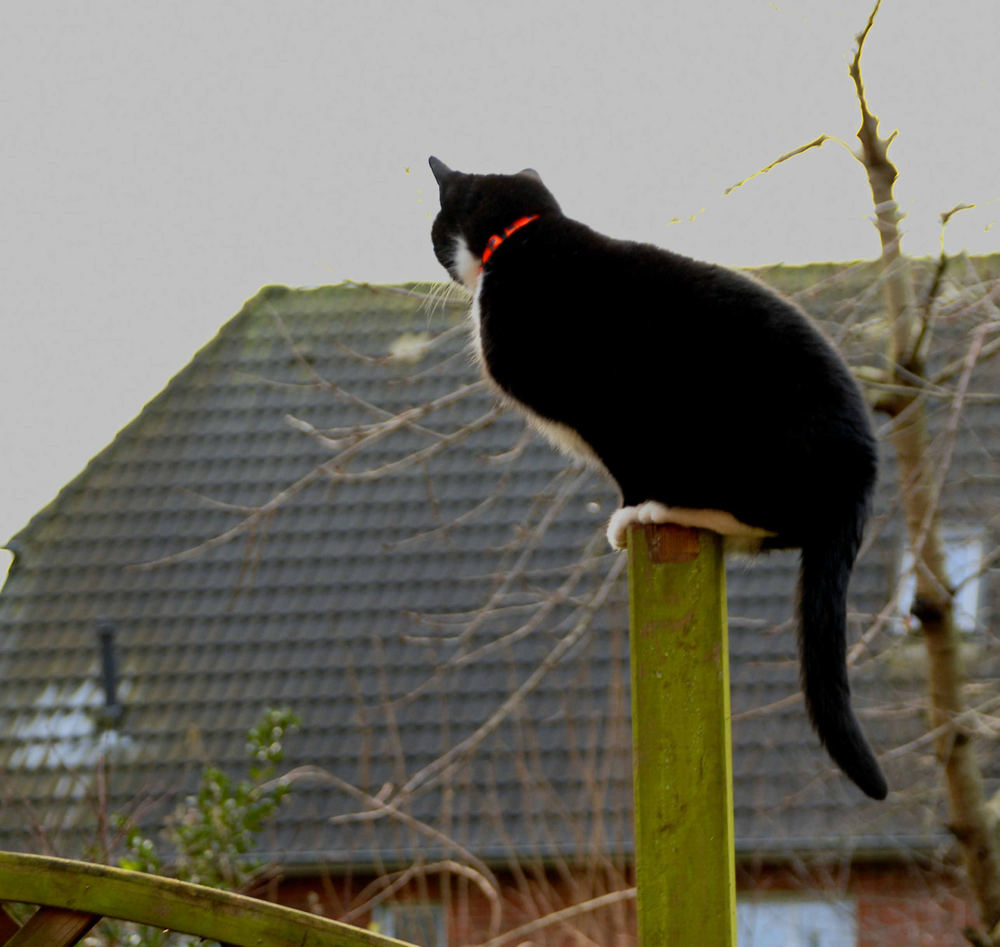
[411,280,470,332]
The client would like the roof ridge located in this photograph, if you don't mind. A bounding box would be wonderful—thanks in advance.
[1,281,467,564]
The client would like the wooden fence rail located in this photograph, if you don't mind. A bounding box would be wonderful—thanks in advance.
[0,851,417,947]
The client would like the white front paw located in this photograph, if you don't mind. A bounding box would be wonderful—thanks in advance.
[608,502,679,549]
[636,500,672,525]
[607,506,640,550]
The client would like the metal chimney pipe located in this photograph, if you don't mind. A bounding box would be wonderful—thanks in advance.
[97,620,124,727]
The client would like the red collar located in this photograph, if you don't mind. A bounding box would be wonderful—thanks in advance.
[480,214,539,269]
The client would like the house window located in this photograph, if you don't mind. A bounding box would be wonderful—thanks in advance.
[897,528,985,633]
[737,896,857,946]
[373,901,447,946]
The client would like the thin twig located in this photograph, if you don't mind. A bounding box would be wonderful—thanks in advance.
[907,324,990,594]
[396,554,627,801]
[724,135,851,195]
[273,765,501,897]
[128,381,486,570]
[470,888,637,947]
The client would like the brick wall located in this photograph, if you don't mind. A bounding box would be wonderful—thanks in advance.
[274,868,636,945]
[268,860,978,946]
[741,861,979,947]
[854,864,977,947]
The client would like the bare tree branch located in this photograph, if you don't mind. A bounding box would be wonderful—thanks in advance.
[127,380,488,571]
[470,888,637,947]
[724,134,850,195]
[396,553,627,801]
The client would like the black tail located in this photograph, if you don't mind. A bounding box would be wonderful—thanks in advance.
[798,507,888,799]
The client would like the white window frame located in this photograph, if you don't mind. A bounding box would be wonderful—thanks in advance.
[372,900,447,947]
[737,895,858,946]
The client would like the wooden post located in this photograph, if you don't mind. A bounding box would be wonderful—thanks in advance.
[627,524,737,946]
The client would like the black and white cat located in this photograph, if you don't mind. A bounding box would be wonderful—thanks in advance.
[428,157,886,800]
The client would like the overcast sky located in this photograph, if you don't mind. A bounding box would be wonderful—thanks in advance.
[2,0,997,580]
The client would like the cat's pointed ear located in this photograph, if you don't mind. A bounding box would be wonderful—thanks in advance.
[518,168,543,183]
[429,156,454,188]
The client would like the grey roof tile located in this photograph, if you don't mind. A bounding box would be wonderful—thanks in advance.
[1,266,999,867]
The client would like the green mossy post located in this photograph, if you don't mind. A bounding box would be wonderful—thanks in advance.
[627,524,737,946]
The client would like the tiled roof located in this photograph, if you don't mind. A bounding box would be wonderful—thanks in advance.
[1,265,998,869]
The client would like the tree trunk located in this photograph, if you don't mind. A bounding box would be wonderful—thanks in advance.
[851,5,1000,940]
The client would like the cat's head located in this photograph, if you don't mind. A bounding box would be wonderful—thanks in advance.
[428,157,561,290]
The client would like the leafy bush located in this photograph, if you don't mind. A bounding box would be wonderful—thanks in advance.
[99,708,299,946]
